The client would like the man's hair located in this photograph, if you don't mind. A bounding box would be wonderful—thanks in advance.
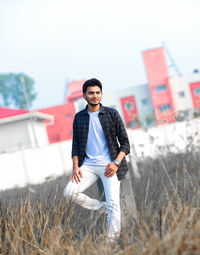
[82,78,102,93]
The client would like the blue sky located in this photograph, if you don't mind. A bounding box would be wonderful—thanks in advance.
[1,0,200,109]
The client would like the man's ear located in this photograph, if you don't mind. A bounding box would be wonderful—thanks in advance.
[82,93,86,100]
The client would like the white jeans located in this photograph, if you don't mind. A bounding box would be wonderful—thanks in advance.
[63,164,121,240]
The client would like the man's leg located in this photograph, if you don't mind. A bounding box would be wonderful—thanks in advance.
[98,167,121,241]
[63,165,105,210]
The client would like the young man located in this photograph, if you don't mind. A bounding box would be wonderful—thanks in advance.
[63,78,130,241]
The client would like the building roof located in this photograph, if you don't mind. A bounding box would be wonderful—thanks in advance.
[0,107,28,119]
[0,112,54,125]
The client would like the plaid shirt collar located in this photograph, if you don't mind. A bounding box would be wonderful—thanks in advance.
[81,104,106,115]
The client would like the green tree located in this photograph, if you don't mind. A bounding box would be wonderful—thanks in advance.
[0,72,37,109]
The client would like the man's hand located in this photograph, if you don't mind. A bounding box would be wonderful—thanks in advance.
[104,162,118,178]
[71,166,83,183]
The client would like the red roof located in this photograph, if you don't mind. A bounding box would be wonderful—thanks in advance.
[0,107,28,119]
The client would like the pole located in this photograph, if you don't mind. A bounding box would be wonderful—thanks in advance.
[20,76,38,147]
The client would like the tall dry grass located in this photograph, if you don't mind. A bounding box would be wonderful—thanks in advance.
[0,152,200,254]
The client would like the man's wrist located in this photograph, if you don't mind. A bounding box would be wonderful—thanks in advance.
[73,165,79,170]
[113,159,121,167]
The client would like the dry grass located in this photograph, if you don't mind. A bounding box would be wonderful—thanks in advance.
[1,152,200,254]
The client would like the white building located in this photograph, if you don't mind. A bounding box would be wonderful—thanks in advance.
[170,72,200,119]
[0,112,54,153]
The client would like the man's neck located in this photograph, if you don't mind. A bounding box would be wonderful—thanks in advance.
[88,104,100,112]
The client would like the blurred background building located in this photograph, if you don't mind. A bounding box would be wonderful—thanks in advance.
[1,46,200,149]
[71,46,200,131]
[0,107,53,153]
[1,45,200,190]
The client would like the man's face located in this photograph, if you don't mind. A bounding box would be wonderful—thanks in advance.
[83,86,102,106]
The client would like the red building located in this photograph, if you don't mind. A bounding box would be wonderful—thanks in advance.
[36,80,86,144]
[0,104,76,144]
[120,96,140,128]
[189,81,200,110]
[38,103,76,143]
[143,47,176,124]
[66,80,85,102]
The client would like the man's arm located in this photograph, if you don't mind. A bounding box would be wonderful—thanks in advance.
[71,156,83,183]
[115,111,130,155]
[72,116,79,158]
[105,110,130,178]
[104,151,126,178]
[71,115,83,183]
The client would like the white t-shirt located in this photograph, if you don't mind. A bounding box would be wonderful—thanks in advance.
[83,110,111,166]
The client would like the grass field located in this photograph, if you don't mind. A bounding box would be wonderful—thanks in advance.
[0,152,200,254]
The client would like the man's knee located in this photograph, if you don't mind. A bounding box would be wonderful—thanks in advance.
[63,182,78,199]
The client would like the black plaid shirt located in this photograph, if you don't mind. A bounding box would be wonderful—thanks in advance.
[72,104,130,180]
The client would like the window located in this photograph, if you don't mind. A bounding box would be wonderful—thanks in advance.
[145,113,156,125]
[178,110,188,118]
[194,88,200,95]
[159,104,171,112]
[182,111,189,117]
[155,85,167,92]
[142,98,149,106]
[66,113,72,118]
[178,91,185,97]
[125,102,134,110]
[128,121,137,128]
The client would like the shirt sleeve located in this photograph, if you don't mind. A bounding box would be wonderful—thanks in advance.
[115,110,130,155]
[71,115,79,158]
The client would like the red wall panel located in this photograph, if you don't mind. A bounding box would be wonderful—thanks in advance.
[143,47,176,124]
[120,96,140,128]
[38,103,76,143]
[143,48,169,86]
[190,81,200,109]
[66,80,85,102]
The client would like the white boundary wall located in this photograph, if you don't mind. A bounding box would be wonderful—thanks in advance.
[1,118,200,191]
[0,140,72,191]
[128,118,200,159]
